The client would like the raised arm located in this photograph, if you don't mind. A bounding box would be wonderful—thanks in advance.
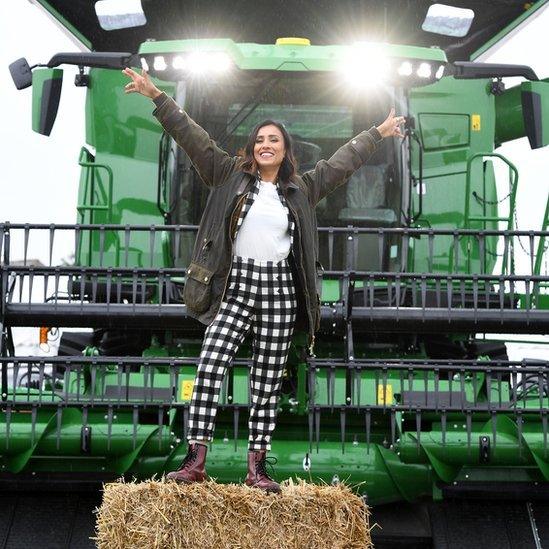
[122,67,237,188]
[302,109,405,206]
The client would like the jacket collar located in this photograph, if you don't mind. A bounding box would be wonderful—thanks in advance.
[236,172,255,196]
[239,169,299,193]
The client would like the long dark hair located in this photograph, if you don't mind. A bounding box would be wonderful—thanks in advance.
[237,119,298,182]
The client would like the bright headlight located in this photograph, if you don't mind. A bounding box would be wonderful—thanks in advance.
[172,56,186,70]
[140,57,149,72]
[341,43,389,88]
[209,52,232,73]
[153,56,167,71]
[435,64,445,79]
[185,51,232,75]
[417,62,432,78]
[398,61,413,76]
[145,52,233,76]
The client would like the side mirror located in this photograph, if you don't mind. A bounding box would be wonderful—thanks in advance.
[32,68,63,136]
[522,81,549,149]
[9,57,33,90]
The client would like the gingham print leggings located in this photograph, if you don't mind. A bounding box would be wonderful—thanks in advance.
[187,255,297,451]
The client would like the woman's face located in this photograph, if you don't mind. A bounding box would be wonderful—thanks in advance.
[253,124,286,175]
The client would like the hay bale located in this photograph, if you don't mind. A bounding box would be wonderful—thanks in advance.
[95,479,372,548]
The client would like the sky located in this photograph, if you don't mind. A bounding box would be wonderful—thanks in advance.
[1,1,548,357]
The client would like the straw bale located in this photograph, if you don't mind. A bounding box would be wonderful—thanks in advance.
[95,478,372,548]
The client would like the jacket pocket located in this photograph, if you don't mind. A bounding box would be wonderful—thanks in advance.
[183,261,214,313]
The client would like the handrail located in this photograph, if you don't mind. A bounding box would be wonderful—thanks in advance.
[2,223,548,236]
[76,147,114,222]
[534,193,549,277]
[463,152,519,275]
[464,152,519,229]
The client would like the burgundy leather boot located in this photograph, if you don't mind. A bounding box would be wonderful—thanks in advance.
[244,450,281,494]
[166,442,207,483]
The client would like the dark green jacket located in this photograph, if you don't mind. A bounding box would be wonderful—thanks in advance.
[152,92,382,350]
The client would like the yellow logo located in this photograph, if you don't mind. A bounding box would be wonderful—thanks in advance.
[377,384,393,405]
[472,114,481,131]
[181,380,194,401]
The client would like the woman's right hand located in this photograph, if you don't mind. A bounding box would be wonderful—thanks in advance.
[122,67,162,100]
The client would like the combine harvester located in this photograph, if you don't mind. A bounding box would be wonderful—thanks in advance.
[3,0,549,546]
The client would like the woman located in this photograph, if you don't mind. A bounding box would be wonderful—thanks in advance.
[123,67,404,493]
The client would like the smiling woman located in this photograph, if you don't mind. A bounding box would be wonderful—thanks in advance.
[239,119,297,184]
[122,65,403,492]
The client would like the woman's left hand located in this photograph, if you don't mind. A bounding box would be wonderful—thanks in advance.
[376,108,406,139]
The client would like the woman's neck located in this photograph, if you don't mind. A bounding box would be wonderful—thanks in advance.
[259,167,279,183]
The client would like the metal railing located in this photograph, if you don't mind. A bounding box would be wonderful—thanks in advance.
[1,224,548,333]
[1,356,548,456]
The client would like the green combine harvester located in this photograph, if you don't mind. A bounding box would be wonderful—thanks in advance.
[3,0,549,546]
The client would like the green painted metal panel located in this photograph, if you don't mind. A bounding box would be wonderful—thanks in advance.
[419,114,470,150]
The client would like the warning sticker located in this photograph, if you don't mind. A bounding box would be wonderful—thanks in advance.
[181,380,194,401]
[377,384,393,405]
[471,114,481,131]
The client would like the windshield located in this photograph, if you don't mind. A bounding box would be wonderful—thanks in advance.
[170,74,403,271]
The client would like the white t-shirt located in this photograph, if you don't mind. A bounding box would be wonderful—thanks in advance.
[234,180,291,262]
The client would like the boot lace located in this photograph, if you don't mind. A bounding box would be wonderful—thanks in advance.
[256,455,278,480]
[179,445,199,469]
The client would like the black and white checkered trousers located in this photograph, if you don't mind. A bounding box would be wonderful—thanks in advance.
[187,255,297,451]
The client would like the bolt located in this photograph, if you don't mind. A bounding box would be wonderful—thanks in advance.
[228,396,232,402]
[175,438,181,444]
[465,474,469,479]
[1,393,6,398]
[113,415,117,420]
[170,445,174,449]
[346,397,351,403]
[32,471,36,476]
[348,236,353,241]
[453,424,458,428]
[453,481,457,485]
